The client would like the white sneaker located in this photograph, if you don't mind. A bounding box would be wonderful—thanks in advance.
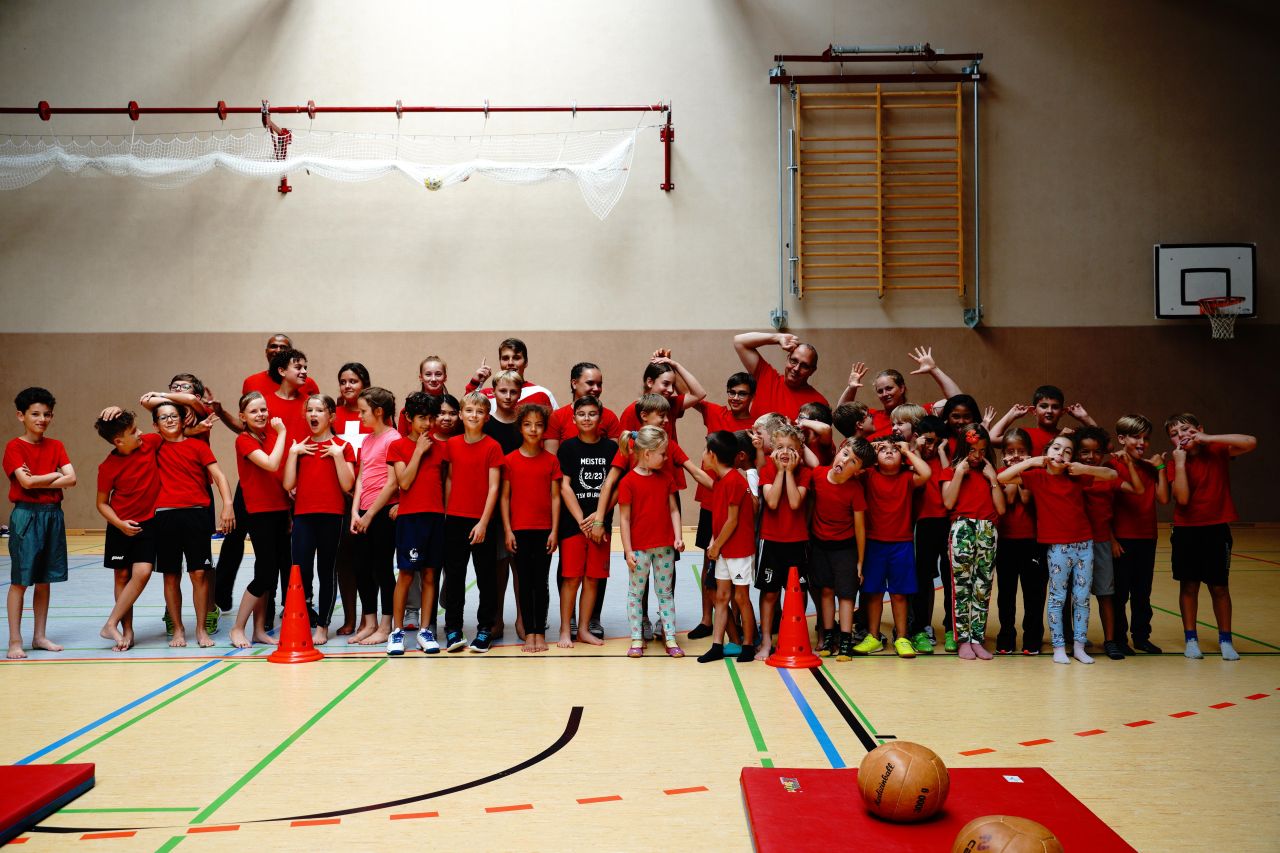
[404,609,420,631]
[642,617,654,641]
[387,629,405,656]
[417,627,440,654]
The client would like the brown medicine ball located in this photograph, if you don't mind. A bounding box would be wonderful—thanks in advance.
[857,741,950,823]
[951,814,1064,852]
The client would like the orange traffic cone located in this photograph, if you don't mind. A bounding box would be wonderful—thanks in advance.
[268,564,324,664]
[766,566,821,669]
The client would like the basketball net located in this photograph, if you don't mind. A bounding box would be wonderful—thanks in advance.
[1198,296,1245,340]
[0,126,644,219]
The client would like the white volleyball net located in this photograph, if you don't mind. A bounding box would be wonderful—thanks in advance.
[0,126,643,219]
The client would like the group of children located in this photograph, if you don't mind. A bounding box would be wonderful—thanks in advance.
[3,333,1258,665]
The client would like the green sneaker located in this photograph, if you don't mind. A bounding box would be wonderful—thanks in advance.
[204,609,219,636]
[162,611,175,638]
[853,634,885,655]
[912,631,934,655]
[893,637,917,658]
[944,630,958,653]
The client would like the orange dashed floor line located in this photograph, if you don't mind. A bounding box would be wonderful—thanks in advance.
[664,786,709,796]
[389,811,439,821]
[577,795,623,804]
[485,803,533,813]
[290,818,340,827]
[187,825,239,833]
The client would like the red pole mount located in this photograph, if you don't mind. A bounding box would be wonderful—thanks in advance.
[277,177,292,194]
[659,118,674,192]
[37,100,51,121]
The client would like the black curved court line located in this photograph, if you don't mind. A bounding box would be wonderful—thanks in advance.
[809,668,878,752]
[28,705,583,834]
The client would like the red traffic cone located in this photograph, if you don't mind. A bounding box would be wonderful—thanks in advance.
[268,564,324,664]
[766,566,821,669]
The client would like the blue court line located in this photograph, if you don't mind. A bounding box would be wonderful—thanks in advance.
[14,647,244,765]
[777,668,846,769]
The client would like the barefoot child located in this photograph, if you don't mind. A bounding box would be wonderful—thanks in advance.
[1109,415,1170,655]
[227,393,290,649]
[754,424,812,661]
[385,392,447,655]
[501,404,562,653]
[1166,414,1257,661]
[282,394,355,647]
[348,388,400,646]
[556,396,618,648]
[486,371,525,640]
[330,363,371,637]
[696,430,759,663]
[998,434,1118,664]
[94,409,162,652]
[5,388,75,659]
[617,426,685,658]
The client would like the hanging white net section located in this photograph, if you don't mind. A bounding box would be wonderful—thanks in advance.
[0,126,641,219]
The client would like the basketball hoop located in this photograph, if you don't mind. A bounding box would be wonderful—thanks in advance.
[1198,296,1246,340]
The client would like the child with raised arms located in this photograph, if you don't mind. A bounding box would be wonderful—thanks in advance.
[441,391,504,653]
[556,396,618,648]
[1165,413,1256,660]
[999,433,1118,664]
[348,387,400,646]
[836,347,962,439]
[993,427,1043,655]
[1108,415,1169,655]
[908,415,952,654]
[696,430,759,663]
[384,392,447,655]
[5,387,76,659]
[854,438,931,658]
[809,437,875,662]
[94,409,162,652]
[939,424,1006,660]
[754,424,813,661]
[990,385,1097,453]
[501,404,562,653]
[617,426,685,658]
[282,394,356,646]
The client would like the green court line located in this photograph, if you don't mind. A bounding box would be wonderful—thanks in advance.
[724,659,774,768]
[61,807,199,814]
[436,579,478,615]
[687,563,702,593]
[189,659,385,825]
[1151,604,1280,651]
[155,834,186,852]
[55,664,241,764]
[820,662,884,740]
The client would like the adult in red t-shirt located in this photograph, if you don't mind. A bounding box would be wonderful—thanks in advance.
[543,362,623,454]
[240,334,321,400]
[733,332,827,420]
[833,346,962,440]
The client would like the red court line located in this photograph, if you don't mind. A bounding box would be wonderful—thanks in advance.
[1019,738,1054,747]
[1209,702,1236,709]
[389,811,439,820]
[577,795,623,804]
[187,825,239,833]
[8,839,27,845]
[1124,720,1155,727]
[958,748,996,756]
[81,832,137,840]
[1232,551,1280,567]
[485,804,533,813]
[1246,693,1268,700]
[290,818,340,827]
[1169,711,1197,718]
[664,786,709,795]
[1075,729,1106,737]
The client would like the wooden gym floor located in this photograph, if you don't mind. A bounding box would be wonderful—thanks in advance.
[2,527,1278,851]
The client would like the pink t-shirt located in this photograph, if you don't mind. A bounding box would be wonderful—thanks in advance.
[356,428,400,512]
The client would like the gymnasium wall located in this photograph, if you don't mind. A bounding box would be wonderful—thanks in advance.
[0,0,1275,526]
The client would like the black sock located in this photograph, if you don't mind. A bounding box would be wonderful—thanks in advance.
[697,643,725,663]
[737,644,757,663]
[688,622,713,640]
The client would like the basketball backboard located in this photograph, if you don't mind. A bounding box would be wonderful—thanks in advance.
[1154,243,1256,318]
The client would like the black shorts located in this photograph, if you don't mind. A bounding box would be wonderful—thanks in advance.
[396,512,446,571]
[695,507,714,550]
[1171,524,1232,585]
[154,507,213,574]
[755,540,809,593]
[104,518,159,569]
[809,538,858,599]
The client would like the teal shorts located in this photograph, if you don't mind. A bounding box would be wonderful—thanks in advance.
[8,502,69,586]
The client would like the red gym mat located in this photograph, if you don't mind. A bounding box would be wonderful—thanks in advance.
[0,763,95,845]
[741,766,1135,852]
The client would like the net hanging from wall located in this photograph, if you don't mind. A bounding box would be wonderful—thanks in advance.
[0,126,643,219]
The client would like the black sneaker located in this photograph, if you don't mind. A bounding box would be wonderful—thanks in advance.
[469,630,493,653]
[1134,639,1163,654]
[588,618,605,640]
[445,630,469,653]
[1118,642,1137,656]
[687,622,713,641]
[836,633,855,662]
[1103,640,1126,660]
[817,629,837,657]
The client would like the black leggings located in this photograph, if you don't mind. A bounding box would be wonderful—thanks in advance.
[909,516,952,635]
[356,507,396,617]
[1114,537,1156,643]
[442,515,498,633]
[214,485,251,609]
[245,510,291,599]
[995,537,1046,650]
[292,513,343,628]
[514,529,553,635]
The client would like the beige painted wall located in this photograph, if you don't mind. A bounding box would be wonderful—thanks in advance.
[0,0,1275,331]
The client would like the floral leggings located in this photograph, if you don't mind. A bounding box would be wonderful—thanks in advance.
[1046,541,1093,648]
[629,547,676,642]
[949,518,997,643]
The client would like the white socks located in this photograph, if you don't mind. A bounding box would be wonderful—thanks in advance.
[1072,641,1094,664]
[1052,646,1071,664]
[1221,641,1240,661]
[1184,638,1204,659]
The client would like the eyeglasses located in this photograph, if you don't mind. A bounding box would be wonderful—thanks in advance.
[726,390,752,398]
[156,413,181,422]
[169,383,194,392]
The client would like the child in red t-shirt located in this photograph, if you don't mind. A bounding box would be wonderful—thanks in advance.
[94,408,162,652]
[907,415,952,654]
[939,425,1006,661]
[696,430,759,663]
[754,424,813,662]
[1108,415,1170,655]
[617,426,685,658]
[228,392,290,649]
[283,394,356,647]
[1165,413,1257,661]
[990,384,1098,453]
[999,433,1118,665]
[500,404,563,654]
[330,363,371,637]
[5,387,76,659]
[994,428,1042,655]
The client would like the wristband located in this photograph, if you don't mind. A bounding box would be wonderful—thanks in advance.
[592,521,605,527]
[1154,463,1166,471]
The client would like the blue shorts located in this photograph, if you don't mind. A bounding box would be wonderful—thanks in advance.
[862,540,916,595]
[8,502,68,586]
[396,512,445,571]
